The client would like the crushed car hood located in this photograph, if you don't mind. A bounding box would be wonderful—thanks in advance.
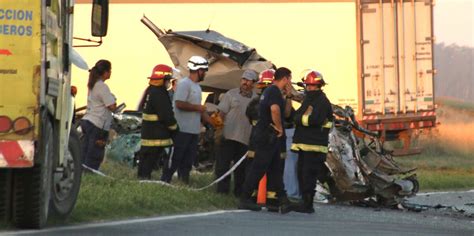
[141,15,273,92]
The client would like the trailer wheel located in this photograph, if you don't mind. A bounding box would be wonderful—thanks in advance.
[12,116,53,229]
[0,170,13,223]
[50,128,82,217]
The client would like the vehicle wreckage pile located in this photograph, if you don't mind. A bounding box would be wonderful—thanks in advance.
[326,104,418,207]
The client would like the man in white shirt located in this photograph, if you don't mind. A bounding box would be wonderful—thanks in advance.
[161,56,211,184]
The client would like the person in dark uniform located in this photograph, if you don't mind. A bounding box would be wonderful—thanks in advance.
[246,69,275,161]
[245,69,274,205]
[138,64,178,179]
[239,67,294,214]
[245,69,293,211]
[291,70,334,213]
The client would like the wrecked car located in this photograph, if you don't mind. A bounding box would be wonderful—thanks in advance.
[326,104,419,206]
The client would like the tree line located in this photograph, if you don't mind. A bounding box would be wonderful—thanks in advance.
[434,43,474,103]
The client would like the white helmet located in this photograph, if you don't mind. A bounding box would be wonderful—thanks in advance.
[187,56,209,71]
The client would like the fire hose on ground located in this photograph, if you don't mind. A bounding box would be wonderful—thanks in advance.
[82,152,248,191]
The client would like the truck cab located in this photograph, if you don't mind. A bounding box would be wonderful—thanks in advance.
[0,0,108,229]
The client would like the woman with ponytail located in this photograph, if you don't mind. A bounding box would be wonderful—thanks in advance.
[81,59,116,170]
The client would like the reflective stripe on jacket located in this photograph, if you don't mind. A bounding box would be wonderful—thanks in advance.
[291,90,333,153]
[140,85,178,148]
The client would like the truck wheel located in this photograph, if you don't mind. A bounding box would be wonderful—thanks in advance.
[0,170,12,223]
[50,128,82,217]
[12,117,53,229]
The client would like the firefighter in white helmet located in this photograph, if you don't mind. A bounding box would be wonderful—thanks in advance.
[291,70,334,213]
[161,55,212,184]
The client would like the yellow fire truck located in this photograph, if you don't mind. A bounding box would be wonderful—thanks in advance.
[0,0,108,229]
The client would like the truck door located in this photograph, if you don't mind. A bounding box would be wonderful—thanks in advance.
[397,0,435,113]
[360,0,435,115]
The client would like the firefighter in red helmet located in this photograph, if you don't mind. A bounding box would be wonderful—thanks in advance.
[246,69,275,159]
[137,64,178,179]
[291,69,334,213]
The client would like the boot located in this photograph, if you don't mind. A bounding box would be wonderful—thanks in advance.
[266,198,280,212]
[279,196,295,214]
[238,195,261,211]
[295,194,314,213]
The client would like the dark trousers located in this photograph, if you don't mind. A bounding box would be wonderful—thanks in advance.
[297,151,330,197]
[266,157,286,206]
[137,147,166,179]
[242,137,287,201]
[161,132,198,183]
[81,120,108,170]
[215,139,248,196]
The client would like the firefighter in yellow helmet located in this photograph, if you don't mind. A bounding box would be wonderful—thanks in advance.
[138,64,178,179]
[291,70,334,213]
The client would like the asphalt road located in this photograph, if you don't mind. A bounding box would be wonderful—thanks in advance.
[408,190,474,215]
[6,199,474,236]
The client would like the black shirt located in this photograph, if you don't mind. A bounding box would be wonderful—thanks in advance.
[256,85,285,137]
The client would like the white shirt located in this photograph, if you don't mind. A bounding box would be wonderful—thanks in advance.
[173,77,202,134]
[82,80,116,130]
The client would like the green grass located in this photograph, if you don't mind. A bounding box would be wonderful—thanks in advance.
[436,97,474,111]
[395,138,474,192]
[55,161,237,225]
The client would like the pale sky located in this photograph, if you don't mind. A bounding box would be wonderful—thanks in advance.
[71,1,473,110]
[435,0,474,47]
[73,3,358,109]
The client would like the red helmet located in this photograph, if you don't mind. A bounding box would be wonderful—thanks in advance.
[148,64,173,80]
[302,70,326,86]
[258,69,275,85]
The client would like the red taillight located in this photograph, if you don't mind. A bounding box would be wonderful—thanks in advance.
[0,116,13,133]
[12,117,32,135]
[71,86,77,97]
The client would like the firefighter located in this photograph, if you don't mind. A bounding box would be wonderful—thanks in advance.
[245,69,275,162]
[291,70,334,213]
[245,69,292,211]
[244,69,273,204]
[138,64,178,179]
[239,67,294,214]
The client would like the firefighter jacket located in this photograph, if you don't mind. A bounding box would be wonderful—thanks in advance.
[245,95,289,159]
[291,90,333,154]
[246,96,260,127]
[245,96,260,158]
[140,85,178,149]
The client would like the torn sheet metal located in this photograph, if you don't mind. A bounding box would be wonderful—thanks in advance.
[141,15,273,92]
[327,105,419,206]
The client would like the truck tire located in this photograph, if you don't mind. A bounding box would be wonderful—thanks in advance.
[50,128,82,217]
[12,116,53,229]
[0,170,12,223]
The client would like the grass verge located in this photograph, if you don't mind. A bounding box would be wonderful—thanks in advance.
[396,152,474,191]
[395,107,474,192]
[55,161,237,225]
